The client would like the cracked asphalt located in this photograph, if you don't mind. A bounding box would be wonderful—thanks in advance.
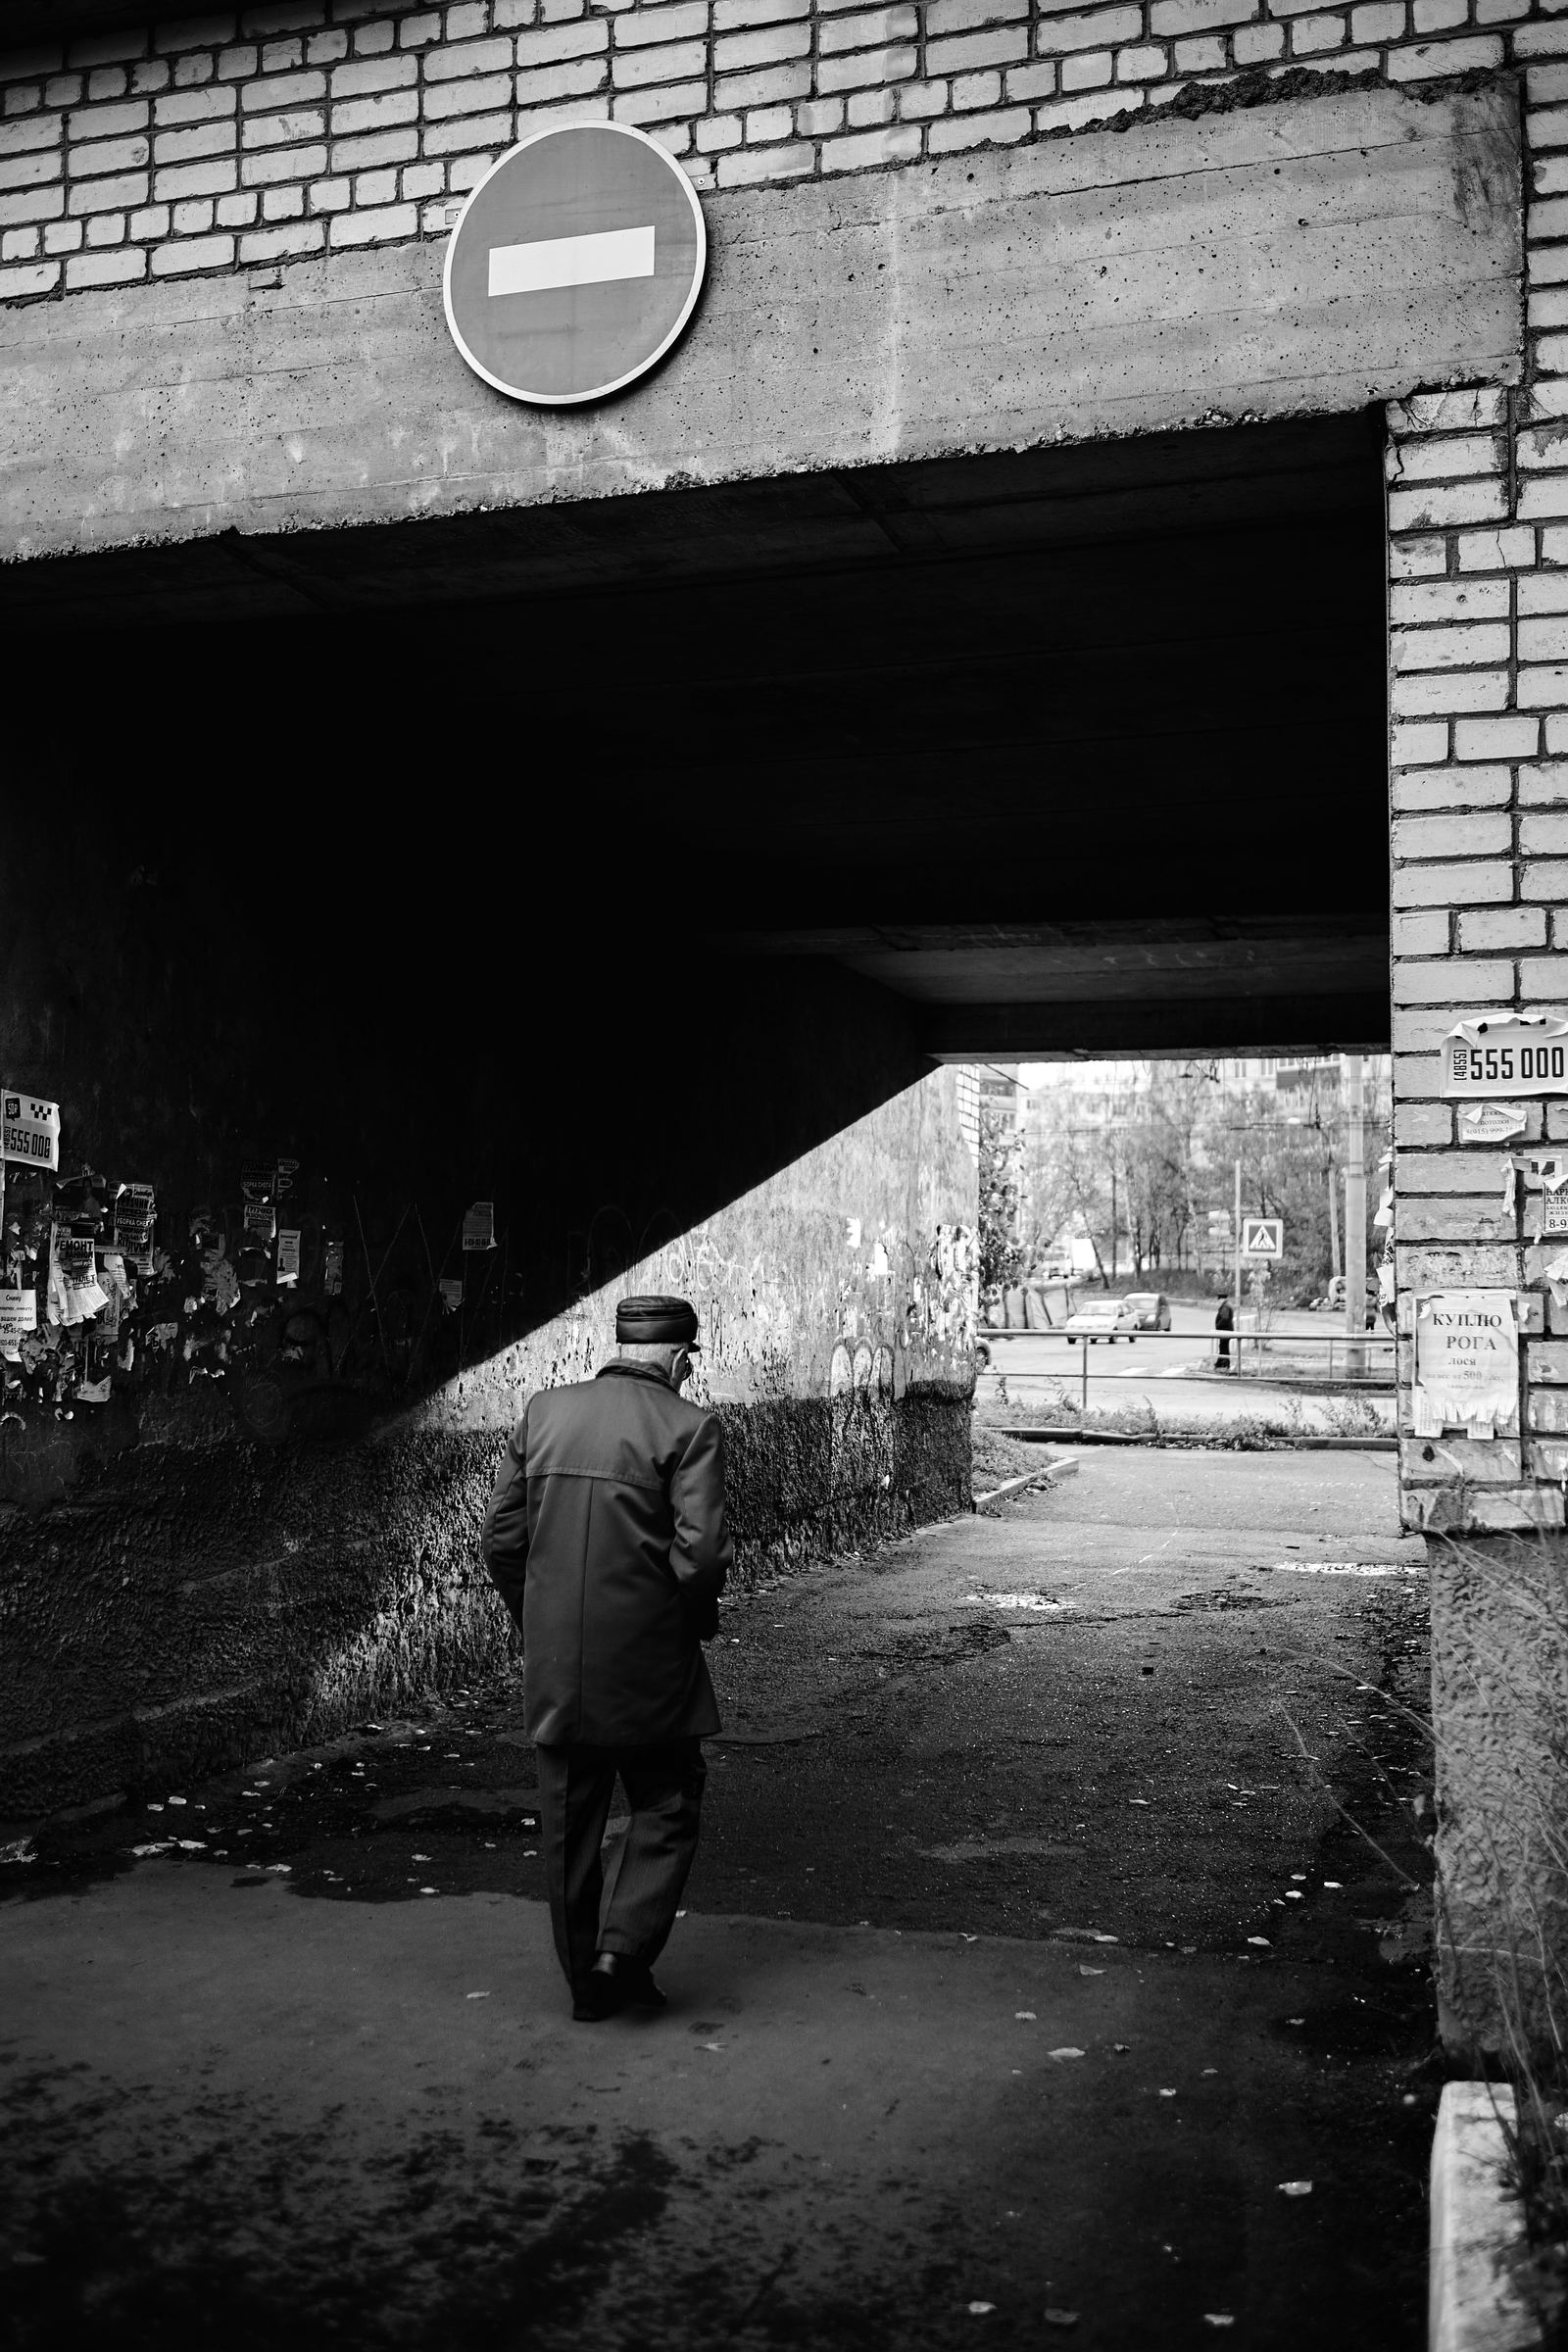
[1,1446,1438,2351]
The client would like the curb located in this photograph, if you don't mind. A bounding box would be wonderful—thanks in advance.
[1430,2082,1541,2352]
[973,1459,1080,1509]
[990,1427,1397,1453]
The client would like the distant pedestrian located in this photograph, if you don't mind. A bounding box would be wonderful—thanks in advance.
[482,1295,732,2022]
[1214,1295,1234,1371]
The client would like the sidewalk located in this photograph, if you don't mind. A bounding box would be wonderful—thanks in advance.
[2,1862,1425,2351]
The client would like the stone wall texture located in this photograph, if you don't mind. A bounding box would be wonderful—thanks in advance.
[0,0,1552,297]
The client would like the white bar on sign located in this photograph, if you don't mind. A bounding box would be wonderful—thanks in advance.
[487,223,656,299]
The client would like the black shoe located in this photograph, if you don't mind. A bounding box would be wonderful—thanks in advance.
[618,1961,667,2011]
[571,1961,626,2023]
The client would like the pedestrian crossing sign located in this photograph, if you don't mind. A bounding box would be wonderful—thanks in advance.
[1241,1217,1284,1259]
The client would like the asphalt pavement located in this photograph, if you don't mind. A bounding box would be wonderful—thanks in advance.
[978,1300,1396,1431]
[1,1449,1437,2351]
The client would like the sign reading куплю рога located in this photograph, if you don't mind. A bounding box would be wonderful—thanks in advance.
[443,122,706,408]
[1412,1289,1520,1439]
[1443,1012,1568,1097]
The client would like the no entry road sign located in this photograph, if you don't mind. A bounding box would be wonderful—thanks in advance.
[443,122,707,407]
[1241,1216,1284,1260]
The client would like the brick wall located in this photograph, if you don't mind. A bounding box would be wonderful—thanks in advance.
[0,0,1547,298]
[1388,46,1568,1530]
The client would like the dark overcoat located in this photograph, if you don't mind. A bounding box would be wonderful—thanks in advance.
[480,1360,733,1746]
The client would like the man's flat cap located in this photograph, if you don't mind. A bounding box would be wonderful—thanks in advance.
[616,1294,701,1348]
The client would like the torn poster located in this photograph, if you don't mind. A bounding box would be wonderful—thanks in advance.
[274,1158,300,1201]
[462,1201,496,1252]
[0,1287,36,1360]
[439,1277,464,1312]
[1444,1013,1568,1098]
[49,1227,106,1324]
[76,1374,111,1405]
[112,1183,156,1269]
[1,1093,60,1171]
[322,1240,344,1297]
[1413,1290,1520,1439]
[243,1201,275,1246]
[276,1231,301,1288]
[1539,1192,1568,1243]
[95,1252,127,1339]
[240,1161,274,1204]
[1458,1100,1528,1144]
[1521,1152,1568,1191]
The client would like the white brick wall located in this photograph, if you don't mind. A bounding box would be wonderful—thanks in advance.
[1388,53,1568,1529]
[0,0,1548,295]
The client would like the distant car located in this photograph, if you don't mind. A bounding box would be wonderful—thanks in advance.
[1122,1292,1172,1332]
[1063,1298,1143,1344]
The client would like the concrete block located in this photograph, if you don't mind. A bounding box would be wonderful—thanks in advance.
[514,21,608,65]
[1391,577,1510,623]
[242,68,326,109]
[329,55,416,98]
[1459,526,1538,572]
[1392,671,1510,718]
[927,25,1030,69]
[1392,620,1513,670]
[424,74,514,121]
[715,139,814,182]
[329,198,416,245]
[155,121,237,164]
[73,136,154,177]
[1459,908,1548,952]
[1396,1147,1523,1191]
[64,243,146,284]
[154,83,238,124]
[1395,766,1511,811]
[1397,1200,1517,1243]
[423,36,514,78]
[1455,715,1539,760]
[1396,1101,1454,1145]
[0,256,58,293]
[1035,5,1142,48]
[1388,480,1510,530]
[612,38,709,87]
[1401,1435,1522,1481]
[928,103,1031,147]
[814,47,911,89]
[1393,812,1512,860]
[1518,955,1568,999]
[242,142,328,184]
[1397,1242,1518,1286]
[1394,907,1451,953]
[612,77,708,122]
[1395,718,1452,764]
[153,157,236,198]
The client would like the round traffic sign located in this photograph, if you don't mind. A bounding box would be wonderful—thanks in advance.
[443,122,707,407]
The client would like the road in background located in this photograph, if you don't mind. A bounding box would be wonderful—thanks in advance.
[977,1299,1395,1429]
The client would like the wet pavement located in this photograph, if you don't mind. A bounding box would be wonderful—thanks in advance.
[1,1448,1438,2350]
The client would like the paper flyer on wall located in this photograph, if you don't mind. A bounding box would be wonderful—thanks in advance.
[440,1277,464,1312]
[462,1200,496,1252]
[1,1092,60,1171]
[1412,1290,1520,1439]
[0,1286,37,1360]
[277,1230,301,1287]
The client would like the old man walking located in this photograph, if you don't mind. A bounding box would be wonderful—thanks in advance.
[481,1295,733,2021]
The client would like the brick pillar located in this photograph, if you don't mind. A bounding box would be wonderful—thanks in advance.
[1387,67,1568,2051]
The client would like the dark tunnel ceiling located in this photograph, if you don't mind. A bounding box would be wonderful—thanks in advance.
[26,410,1391,1057]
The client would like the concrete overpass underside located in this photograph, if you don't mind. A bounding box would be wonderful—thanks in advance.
[19,409,1388,1058]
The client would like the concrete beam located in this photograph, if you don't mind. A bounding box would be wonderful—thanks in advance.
[0,82,1520,567]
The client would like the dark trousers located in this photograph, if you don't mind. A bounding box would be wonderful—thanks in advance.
[534,1738,707,1990]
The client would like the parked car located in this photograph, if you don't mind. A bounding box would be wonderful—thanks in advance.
[1063,1298,1144,1344]
[1121,1291,1172,1332]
